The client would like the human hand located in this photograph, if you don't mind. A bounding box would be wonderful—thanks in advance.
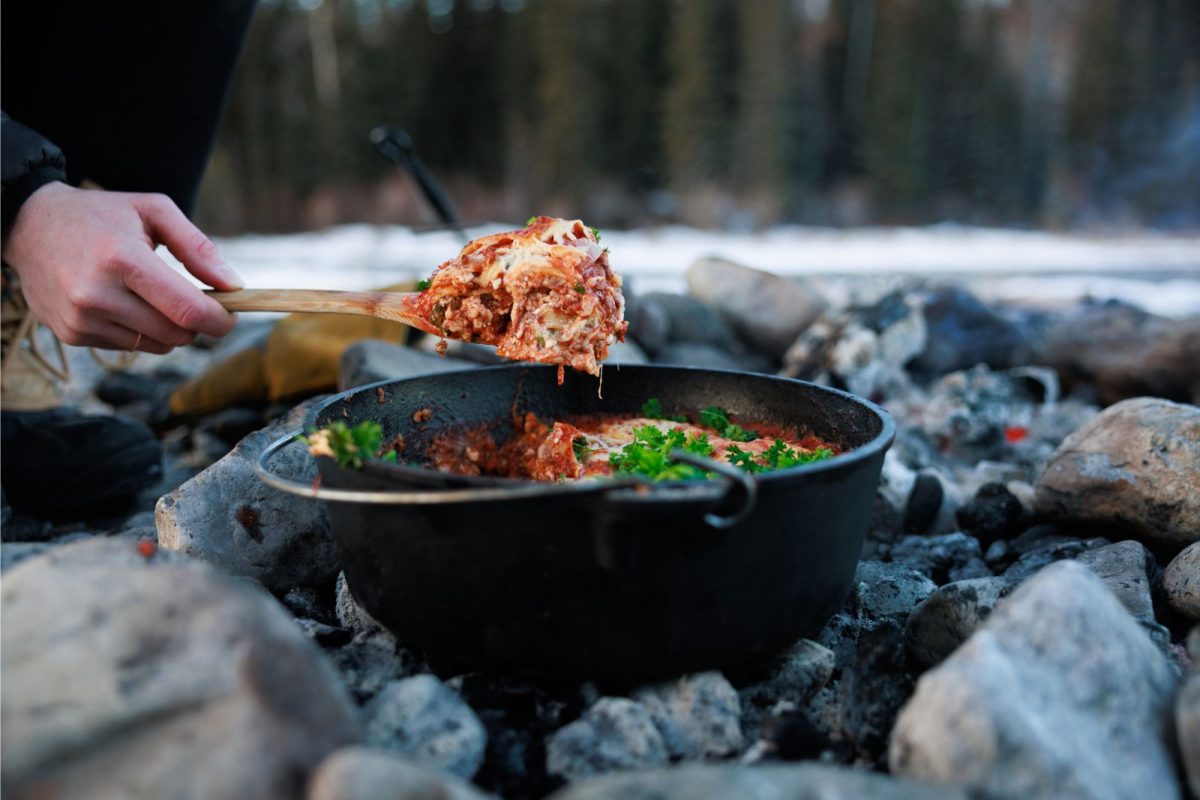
[1,182,243,353]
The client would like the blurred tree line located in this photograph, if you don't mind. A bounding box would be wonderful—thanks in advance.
[196,0,1200,234]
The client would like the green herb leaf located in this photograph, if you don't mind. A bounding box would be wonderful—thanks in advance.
[526,215,538,226]
[572,435,593,462]
[416,278,432,291]
[699,406,759,441]
[589,225,601,241]
[725,445,764,473]
[699,406,730,431]
[300,420,389,470]
[574,283,587,293]
[609,425,712,482]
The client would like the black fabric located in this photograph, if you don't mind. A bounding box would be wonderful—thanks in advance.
[0,113,68,235]
[0,408,162,515]
[1,1,257,220]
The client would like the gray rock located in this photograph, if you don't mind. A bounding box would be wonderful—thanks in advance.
[956,482,1027,545]
[363,676,487,780]
[1,538,360,799]
[339,339,477,390]
[890,561,1181,800]
[910,285,1032,376]
[1035,397,1200,548]
[546,698,669,782]
[740,639,835,710]
[307,746,493,800]
[626,291,738,357]
[887,533,990,584]
[631,673,742,760]
[1036,301,1200,406]
[904,577,1017,667]
[1163,542,1200,621]
[654,342,768,372]
[686,257,827,357]
[1179,662,1200,798]
[851,560,938,623]
[156,402,339,592]
[1076,539,1157,620]
[1002,535,1109,581]
[1,532,93,572]
[547,762,965,800]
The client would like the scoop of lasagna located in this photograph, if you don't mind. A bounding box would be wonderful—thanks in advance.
[411,217,627,377]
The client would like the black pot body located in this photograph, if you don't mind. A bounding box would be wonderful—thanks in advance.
[308,365,892,683]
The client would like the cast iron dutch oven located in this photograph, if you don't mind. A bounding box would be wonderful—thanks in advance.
[259,364,894,683]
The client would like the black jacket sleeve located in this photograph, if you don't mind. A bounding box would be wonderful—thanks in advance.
[1,112,67,237]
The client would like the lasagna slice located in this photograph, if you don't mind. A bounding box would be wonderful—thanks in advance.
[409,217,627,377]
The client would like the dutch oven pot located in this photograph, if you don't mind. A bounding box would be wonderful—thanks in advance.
[259,365,894,683]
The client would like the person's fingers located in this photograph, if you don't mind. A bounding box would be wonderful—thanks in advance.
[121,245,237,338]
[67,319,173,355]
[134,193,245,291]
[96,291,198,349]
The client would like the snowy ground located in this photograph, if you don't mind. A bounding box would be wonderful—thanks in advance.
[176,223,1200,318]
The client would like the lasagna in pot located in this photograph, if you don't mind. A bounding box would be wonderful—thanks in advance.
[425,402,840,483]
[410,216,627,380]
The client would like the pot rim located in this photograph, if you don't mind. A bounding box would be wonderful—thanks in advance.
[305,363,896,493]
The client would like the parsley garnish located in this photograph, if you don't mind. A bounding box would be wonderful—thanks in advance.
[609,425,713,482]
[574,283,587,293]
[299,421,397,470]
[590,225,601,241]
[726,439,834,474]
[416,278,432,291]
[642,398,688,423]
[699,406,758,442]
[527,215,538,226]
[572,435,593,462]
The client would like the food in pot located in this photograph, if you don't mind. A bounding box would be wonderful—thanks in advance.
[305,399,839,483]
[411,216,627,380]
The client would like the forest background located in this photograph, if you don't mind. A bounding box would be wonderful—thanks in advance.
[196,0,1200,235]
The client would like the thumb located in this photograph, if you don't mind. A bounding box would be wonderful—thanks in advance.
[136,193,245,291]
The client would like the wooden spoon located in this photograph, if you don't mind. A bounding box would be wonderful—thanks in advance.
[207,288,441,336]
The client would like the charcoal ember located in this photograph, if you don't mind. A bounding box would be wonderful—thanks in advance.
[545,697,669,782]
[839,622,914,764]
[362,675,487,780]
[781,290,925,401]
[759,707,831,762]
[737,640,835,742]
[1003,536,1112,581]
[451,674,583,799]
[862,492,903,558]
[850,561,937,624]
[631,673,743,760]
[295,618,353,648]
[282,585,337,626]
[817,612,869,672]
[887,533,990,585]
[956,482,1027,545]
[902,472,943,535]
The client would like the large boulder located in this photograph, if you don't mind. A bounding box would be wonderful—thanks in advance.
[889,561,1180,800]
[687,257,827,358]
[1,538,360,799]
[1035,302,1200,406]
[306,746,493,800]
[546,762,964,800]
[156,403,340,592]
[1035,397,1200,548]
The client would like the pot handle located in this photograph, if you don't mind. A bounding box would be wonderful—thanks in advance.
[256,430,638,504]
[664,449,759,529]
